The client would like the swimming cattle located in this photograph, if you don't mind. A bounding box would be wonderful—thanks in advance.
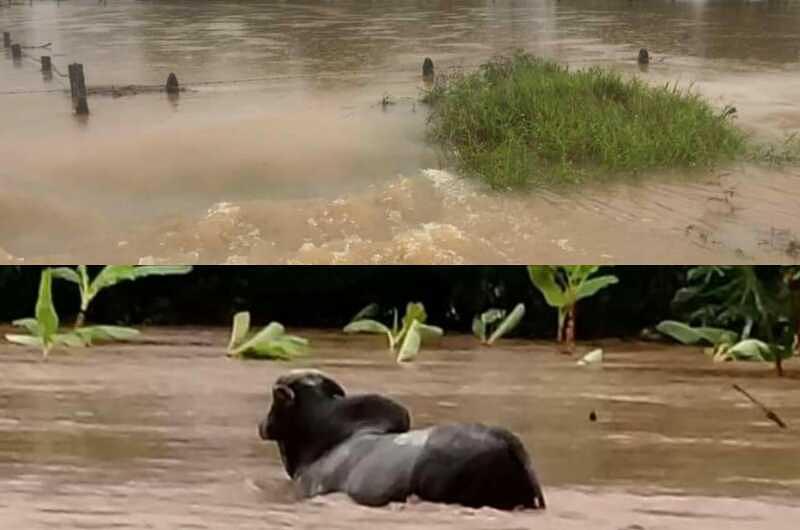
[258,370,546,510]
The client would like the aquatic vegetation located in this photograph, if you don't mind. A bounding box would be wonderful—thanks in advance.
[472,303,525,345]
[5,269,139,358]
[426,52,748,188]
[51,265,192,327]
[343,302,443,363]
[748,133,800,166]
[669,266,785,341]
[527,266,618,350]
[710,339,775,363]
[655,320,738,346]
[659,266,798,374]
[658,321,790,364]
[226,311,309,360]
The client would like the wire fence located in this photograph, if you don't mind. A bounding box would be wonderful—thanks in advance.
[2,35,463,99]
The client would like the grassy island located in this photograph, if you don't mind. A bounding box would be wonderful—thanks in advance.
[426,53,747,188]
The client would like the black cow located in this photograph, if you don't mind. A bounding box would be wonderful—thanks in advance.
[258,370,546,510]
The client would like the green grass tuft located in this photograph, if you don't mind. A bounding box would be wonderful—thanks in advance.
[425,53,749,189]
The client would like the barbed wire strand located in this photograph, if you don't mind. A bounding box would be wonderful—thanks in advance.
[5,46,482,97]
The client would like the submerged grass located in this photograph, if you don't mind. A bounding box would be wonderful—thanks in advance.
[425,53,749,189]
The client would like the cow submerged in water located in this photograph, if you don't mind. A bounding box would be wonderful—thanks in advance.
[258,370,546,510]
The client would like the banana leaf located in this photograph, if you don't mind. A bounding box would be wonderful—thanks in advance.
[487,303,525,345]
[656,320,738,346]
[228,311,251,351]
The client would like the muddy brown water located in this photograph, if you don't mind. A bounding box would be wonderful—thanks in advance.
[1,327,799,529]
[1,0,800,264]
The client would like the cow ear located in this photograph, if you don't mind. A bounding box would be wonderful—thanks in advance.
[273,384,295,405]
[320,378,346,398]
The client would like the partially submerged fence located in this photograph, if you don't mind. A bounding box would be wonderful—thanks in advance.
[3,29,437,118]
[3,30,184,115]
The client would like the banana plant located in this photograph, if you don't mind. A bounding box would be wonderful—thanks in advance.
[51,265,192,327]
[226,311,309,360]
[527,266,618,350]
[6,268,59,357]
[664,266,798,375]
[5,269,140,358]
[343,302,443,363]
[472,303,526,345]
[657,319,793,365]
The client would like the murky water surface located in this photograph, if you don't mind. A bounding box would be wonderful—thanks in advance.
[1,0,800,263]
[1,328,799,529]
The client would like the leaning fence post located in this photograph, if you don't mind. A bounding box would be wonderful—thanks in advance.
[10,43,21,60]
[3,32,10,49]
[422,57,434,82]
[165,72,179,95]
[41,55,51,73]
[68,63,89,115]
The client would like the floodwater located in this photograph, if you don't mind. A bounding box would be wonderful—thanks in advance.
[1,0,800,264]
[1,328,799,529]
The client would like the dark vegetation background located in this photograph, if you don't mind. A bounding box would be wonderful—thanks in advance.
[0,266,691,339]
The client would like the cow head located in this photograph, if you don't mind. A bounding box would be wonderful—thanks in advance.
[259,370,410,478]
[259,369,345,442]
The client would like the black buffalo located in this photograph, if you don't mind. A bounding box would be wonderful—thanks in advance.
[258,370,546,510]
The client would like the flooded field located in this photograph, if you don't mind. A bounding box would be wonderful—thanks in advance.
[1,327,799,529]
[1,0,800,264]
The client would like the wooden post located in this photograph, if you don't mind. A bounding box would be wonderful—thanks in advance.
[165,72,179,94]
[3,32,10,49]
[422,57,434,82]
[10,43,21,60]
[41,55,51,73]
[68,63,89,115]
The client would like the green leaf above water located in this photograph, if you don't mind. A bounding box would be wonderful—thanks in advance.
[350,303,381,323]
[397,320,423,363]
[227,311,251,351]
[227,311,309,360]
[343,319,392,336]
[527,266,567,308]
[575,276,619,302]
[487,303,525,345]
[656,320,738,346]
[473,308,506,343]
[343,302,442,362]
[35,269,59,357]
[11,318,40,335]
[73,326,140,345]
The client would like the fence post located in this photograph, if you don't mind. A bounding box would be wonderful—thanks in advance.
[10,43,21,60]
[422,57,434,82]
[3,32,10,49]
[68,63,89,115]
[165,72,179,94]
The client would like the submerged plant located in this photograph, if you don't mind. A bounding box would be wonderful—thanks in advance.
[472,303,526,345]
[658,266,797,375]
[343,302,443,363]
[5,269,139,358]
[748,133,800,166]
[226,311,309,360]
[51,265,192,327]
[527,266,618,351]
[655,320,738,347]
[657,320,791,364]
[426,52,748,189]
